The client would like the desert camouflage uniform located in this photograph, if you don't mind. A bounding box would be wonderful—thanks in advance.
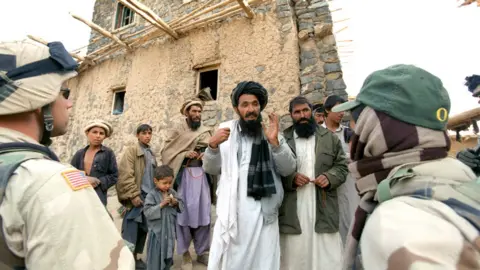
[0,127,135,269]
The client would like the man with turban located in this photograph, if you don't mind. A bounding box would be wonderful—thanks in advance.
[71,119,118,206]
[203,81,296,270]
[332,65,479,270]
[161,98,213,268]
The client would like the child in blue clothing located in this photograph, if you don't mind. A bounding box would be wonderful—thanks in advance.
[144,165,183,270]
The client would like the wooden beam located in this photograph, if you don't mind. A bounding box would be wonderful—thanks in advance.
[176,0,260,32]
[27,35,85,62]
[170,0,236,27]
[176,5,242,32]
[117,0,176,40]
[121,25,154,40]
[448,107,480,130]
[170,0,216,25]
[335,26,348,34]
[235,0,255,18]
[334,18,350,23]
[70,13,131,50]
[125,0,179,39]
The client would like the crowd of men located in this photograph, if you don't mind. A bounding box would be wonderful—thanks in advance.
[0,39,479,270]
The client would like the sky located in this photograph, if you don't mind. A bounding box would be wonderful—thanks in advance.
[1,0,479,116]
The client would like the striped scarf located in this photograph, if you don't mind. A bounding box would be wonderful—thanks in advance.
[344,107,451,269]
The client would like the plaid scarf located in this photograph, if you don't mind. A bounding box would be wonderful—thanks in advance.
[344,107,450,269]
[247,133,276,200]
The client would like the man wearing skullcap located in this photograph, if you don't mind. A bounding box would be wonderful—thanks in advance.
[0,40,134,269]
[70,119,118,206]
[313,103,325,125]
[332,64,479,270]
[161,98,213,268]
[203,81,296,270]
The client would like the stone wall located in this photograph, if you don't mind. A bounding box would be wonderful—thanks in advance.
[51,3,300,162]
[52,0,346,163]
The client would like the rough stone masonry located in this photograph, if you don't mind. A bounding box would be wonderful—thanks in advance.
[51,0,347,163]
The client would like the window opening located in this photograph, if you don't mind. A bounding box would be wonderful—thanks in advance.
[199,69,218,100]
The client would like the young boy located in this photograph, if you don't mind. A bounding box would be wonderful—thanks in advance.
[144,165,184,270]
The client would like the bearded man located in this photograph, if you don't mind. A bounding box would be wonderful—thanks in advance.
[203,81,296,270]
[279,96,348,270]
[161,98,213,268]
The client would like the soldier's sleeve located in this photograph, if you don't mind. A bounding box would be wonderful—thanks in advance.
[1,159,135,269]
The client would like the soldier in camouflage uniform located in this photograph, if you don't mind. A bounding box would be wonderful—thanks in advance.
[0,39,135,269]
[332,64,480,270]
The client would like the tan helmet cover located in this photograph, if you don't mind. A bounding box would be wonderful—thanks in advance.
[0,39,77,115]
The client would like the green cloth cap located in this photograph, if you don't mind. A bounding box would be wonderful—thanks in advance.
[332,64,450,131]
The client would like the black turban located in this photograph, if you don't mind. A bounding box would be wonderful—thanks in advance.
[231,81,268,111]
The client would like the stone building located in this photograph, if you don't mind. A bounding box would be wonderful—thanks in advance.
[51,0,348,162]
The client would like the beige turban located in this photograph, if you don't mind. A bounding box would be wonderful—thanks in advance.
[180,98,204,115]
[84,119,113,137]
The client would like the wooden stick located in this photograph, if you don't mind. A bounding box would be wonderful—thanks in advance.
[121,25,154,40]
[177,8,241,32]
[175,0,260,32]
[337,39,353,42]
[70,13,131,50]
[170,0,216,25]
[87,42,118,57]
[27,35,85,61]
[125,0,179,39]
[334,18,350,23]
[117,0,175,39]
[448,107,480,130]
[170,0,236,27]
[330,8,342,13]
[235,0,255,18]
[335,26,348,34]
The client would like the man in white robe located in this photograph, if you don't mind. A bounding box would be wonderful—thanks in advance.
[203,81,296,270]
[279,96,348,270]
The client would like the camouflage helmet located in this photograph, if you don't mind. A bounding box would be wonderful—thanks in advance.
[0,39,78,115]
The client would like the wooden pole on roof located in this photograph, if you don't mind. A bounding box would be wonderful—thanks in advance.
[125,0,179,39]
[335,26,348,34]
[176,0,260,32]
[27,35,86,62]
[117,0,177,39]
[70,13,131,51]
[170,0,216,25]
[170,0,236,27]
[334,18,350,23]
[235,0,255,18]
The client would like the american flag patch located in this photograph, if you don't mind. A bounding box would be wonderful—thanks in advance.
[61,170,91,191]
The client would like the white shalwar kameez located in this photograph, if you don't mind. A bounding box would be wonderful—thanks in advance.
[205,120,294,270]
[280,132,343,270]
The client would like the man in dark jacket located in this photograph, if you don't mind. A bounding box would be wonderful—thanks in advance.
[279,96,348,270]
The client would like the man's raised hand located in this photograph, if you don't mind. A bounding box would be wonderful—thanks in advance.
[209,127,230,149]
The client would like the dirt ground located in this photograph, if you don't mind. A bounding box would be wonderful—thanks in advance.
[106,188,216,269]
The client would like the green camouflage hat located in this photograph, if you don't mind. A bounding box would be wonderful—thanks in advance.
[332,64,450,131]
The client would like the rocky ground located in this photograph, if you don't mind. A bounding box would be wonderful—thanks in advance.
[106,188,216,270]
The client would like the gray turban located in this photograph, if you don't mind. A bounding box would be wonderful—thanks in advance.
[231,81,268,111]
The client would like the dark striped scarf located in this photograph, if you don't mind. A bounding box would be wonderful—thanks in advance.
[246,133,276,200]
[344,107,450,269]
